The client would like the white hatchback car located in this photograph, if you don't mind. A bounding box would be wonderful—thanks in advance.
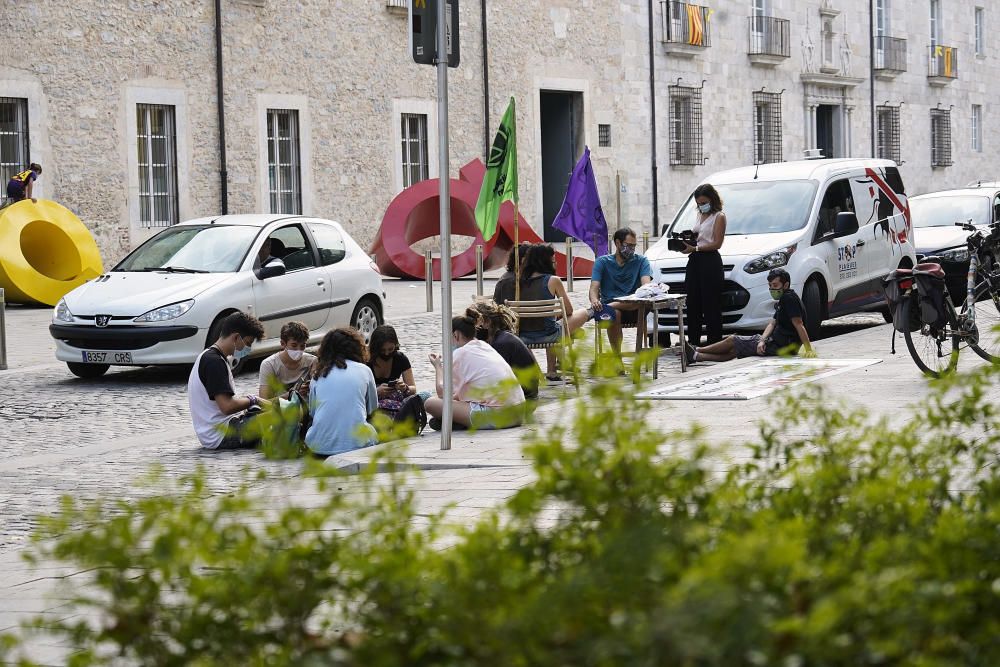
[50,214,385,378]
[646,159,916,338]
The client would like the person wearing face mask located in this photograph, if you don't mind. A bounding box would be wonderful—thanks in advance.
[425,314,526,431]
[187,311,271,450]
[682,183,727,346]
[588,227,654,356]
[366,324,417,419]
[683,268,814,364]
[258,321,317,399]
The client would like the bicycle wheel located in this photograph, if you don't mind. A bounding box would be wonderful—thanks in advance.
[902,296,959,377]
[964,279,1000,363]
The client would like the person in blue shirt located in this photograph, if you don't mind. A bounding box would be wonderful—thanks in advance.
[588,227,653,355]
[305,327,379,457]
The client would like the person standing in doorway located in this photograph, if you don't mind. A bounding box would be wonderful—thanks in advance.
[682,184,727,346]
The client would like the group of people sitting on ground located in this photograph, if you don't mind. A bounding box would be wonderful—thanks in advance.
[187,231,815,456]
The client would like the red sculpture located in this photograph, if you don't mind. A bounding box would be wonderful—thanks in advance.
[370,159,595,280]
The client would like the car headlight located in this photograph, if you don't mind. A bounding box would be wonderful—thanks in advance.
[743,244,797,274]
[134,299,194,323]
[937,247,970,263]
[54,299,74,323]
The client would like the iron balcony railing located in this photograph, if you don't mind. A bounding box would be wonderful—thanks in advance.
[928,44,958,78]
[386,0,407,8]
[874,36,907,72]
[747,16,790,57]
[661,1,711,47]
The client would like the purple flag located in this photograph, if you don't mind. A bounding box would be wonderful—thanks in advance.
[552,146,609,257]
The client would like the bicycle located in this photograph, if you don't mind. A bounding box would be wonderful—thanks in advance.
[884,219,1000,377]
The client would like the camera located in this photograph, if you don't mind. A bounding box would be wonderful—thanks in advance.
[667,230,697,253]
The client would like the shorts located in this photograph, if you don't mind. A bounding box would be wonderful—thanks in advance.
[731,334,785,358]
[519,327,561,345]
[469,401,524,430]
[591,304,638,327]
[5,182,25,201]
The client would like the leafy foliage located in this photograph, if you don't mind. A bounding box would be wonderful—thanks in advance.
[5,355,1000,665]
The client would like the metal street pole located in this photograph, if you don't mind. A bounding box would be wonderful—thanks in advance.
[437,0,453,450]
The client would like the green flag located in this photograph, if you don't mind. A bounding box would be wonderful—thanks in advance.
[474,97,518,241]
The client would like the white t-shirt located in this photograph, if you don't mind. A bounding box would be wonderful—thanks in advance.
[187,347,235,449]
[258,351,317,393]
[452,339,526,408]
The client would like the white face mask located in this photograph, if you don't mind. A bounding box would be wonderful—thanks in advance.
[286,349,304,361]
[233,345,252,362]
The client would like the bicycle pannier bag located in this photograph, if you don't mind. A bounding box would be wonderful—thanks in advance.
[882,270,919,333]
[913,265,948,330]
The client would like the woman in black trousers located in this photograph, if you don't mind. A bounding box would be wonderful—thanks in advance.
[683,184,727,345]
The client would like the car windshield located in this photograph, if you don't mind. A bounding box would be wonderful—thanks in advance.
[114,225,259,273]
[910,195,991,228]
[658,180,817,240]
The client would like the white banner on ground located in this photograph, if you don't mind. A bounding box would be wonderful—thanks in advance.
[636,358,883,401]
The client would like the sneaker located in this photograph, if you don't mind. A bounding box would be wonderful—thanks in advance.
[684,342,698,365]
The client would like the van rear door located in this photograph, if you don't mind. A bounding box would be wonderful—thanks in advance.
[849,166,909,296]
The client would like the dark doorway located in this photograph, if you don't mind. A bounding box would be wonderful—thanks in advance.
[540,90,584,242]
[816,105,836,158]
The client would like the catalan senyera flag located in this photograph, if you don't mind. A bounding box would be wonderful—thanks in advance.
[474,97,518,241]
[687,4,704,46]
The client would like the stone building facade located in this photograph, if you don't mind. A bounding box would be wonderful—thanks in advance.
[0,0,996,263]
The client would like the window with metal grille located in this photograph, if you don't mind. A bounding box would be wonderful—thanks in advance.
[267,108,302,214]
[876,105,901,163]
[668,85,703,166]
[972,104,983,152]
[0,97,29,206]
[400,113,429,188]
[598,124,611,148]
[930,109,952,167]
[752,91,782,164]
[137,104,179,227]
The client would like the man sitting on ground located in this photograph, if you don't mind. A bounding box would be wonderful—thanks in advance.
[187,311,271,449]
[685,268,815,364]
[258,320,316,399]
[588,227,654,355]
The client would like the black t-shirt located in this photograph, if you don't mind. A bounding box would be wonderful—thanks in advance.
[493,271,515,305]
[771,289,806,348]
[490,330,539,399]
[199,347,235,398]
[368,351,412,385]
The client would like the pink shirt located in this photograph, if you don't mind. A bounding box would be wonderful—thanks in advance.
[452,339,526,408]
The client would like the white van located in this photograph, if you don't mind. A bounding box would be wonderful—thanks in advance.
[645,159,916,337]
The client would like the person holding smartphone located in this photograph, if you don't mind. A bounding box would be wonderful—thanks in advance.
[366,325,416,419]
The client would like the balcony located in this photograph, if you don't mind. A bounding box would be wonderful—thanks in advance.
[747,16,790,67]
[873,36,907,79]
[386,0,407,11]
[928,45,958,85]
[661,1,711,57]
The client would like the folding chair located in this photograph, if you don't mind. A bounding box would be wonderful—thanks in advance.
[505,298,576,391]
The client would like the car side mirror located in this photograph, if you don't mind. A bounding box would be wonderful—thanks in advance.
[256,258,286,280]
[834,211,859,237]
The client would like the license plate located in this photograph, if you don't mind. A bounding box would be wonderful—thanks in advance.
[81,351,133,364]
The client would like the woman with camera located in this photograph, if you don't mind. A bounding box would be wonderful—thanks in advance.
[682,184,727,345]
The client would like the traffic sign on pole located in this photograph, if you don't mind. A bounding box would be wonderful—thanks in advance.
[409,0,460,68]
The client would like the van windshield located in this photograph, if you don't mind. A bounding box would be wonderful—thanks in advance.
[909,195,990,228]
[663,180,817,237]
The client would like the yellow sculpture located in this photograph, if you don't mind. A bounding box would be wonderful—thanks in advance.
[0,199,104,306]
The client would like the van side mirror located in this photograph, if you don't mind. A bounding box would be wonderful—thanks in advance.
[834,211,860,237]
[256,258,286,280]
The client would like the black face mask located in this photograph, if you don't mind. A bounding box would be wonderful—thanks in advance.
[476,327,490,341]
[379,352,394,360]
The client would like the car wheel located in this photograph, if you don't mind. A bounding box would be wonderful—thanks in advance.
[351,298,382,343]
[802,279,824,341]
[67,362,109,379]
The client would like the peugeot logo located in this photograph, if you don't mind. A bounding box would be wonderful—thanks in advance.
[95,315,111,328]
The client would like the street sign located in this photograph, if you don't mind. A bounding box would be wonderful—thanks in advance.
[409,0,460,68]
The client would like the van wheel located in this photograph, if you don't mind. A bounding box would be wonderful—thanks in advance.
[802,279,824,340]
[67,362,109,379]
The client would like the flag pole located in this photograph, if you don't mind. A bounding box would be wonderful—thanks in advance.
[513,202,521,332]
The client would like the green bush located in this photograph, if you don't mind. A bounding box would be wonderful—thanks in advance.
[5,356,1000,665]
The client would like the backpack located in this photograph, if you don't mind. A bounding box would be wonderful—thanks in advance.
[912,264,949,330]
[393,394,427,436]
[882,269,920,333]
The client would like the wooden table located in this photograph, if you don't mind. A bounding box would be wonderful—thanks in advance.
[616,294,688,378]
